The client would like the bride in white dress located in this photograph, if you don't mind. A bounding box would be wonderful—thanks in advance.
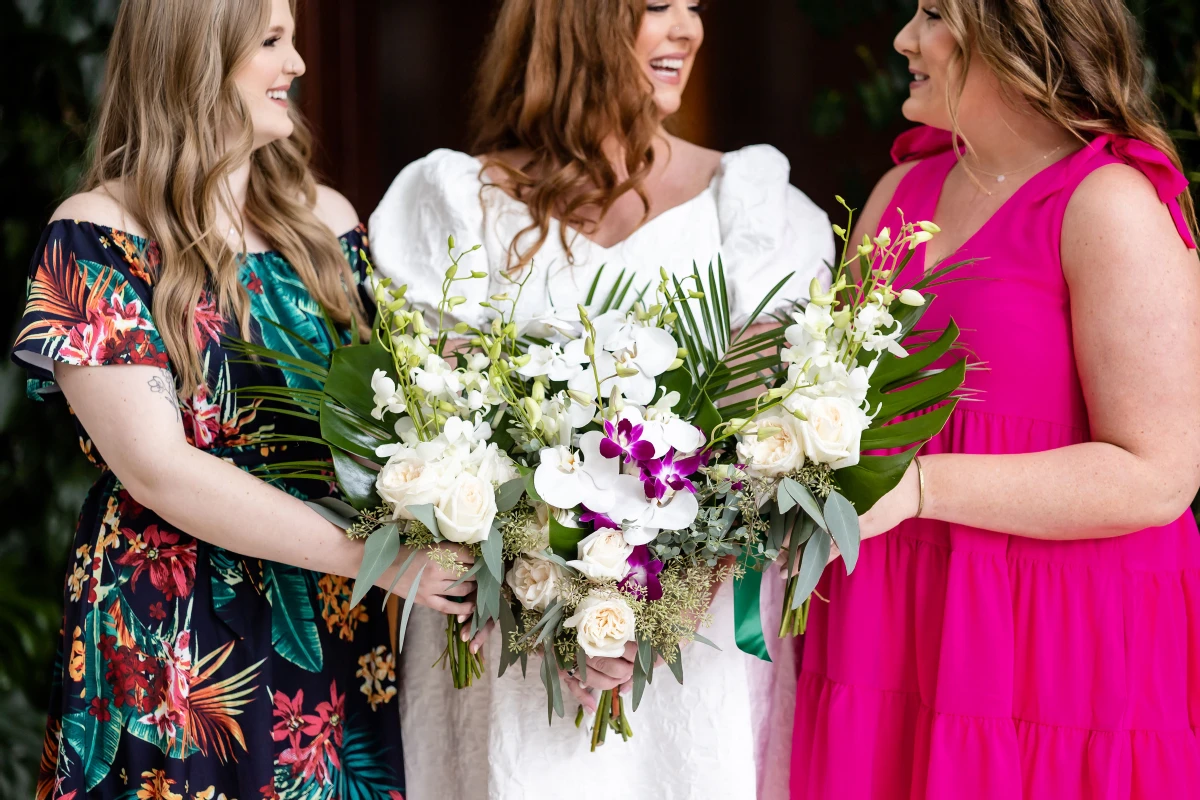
[370,1,833,798]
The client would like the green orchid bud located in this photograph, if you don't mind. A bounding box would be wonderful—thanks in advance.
[471,270,487,279]
[448,235,456,250]
[898,289,926,307]
[512,353,532,367]
[662,312,678,325]
[918,220,941,234]
[531,379,546,402]
[659,267,670,281]
[615,365,640,378]
[387,298,407,313]
[608,385,625,413]
[832,308,852,329]
[438,400,456,414]
[503,322,518,339]
[567,389,593,406]
[453,322,470,334]
[446,264,458,280]
[790,408,808,422]
[729,417,748,432]
[584,337,595,357]
[470,244,482,252]
[478,301,492,309]
[756,426,782,441]
[831,224,846,239]
[470,337,483,347]
[522,396,542,427]
[491,318,502,335]
[379,277,393,288]
[676,347,688,359]
[688,290,705,300]
[665,358,685,371]
[648,304,663,316]
[490,293,510,302]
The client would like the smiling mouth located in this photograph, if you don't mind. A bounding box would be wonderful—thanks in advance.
[267,88,289,106]
[649,57,685,81]
[910,72,930,84]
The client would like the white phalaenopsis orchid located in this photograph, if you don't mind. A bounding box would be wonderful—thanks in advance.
[370,369,406,420]
[517,307,581,339]
[623,490,700,537]
[518,343,586,382]
[617,400,705,458]
[590,309,649,352]
[533,431,642,516]
[565,324,678,405]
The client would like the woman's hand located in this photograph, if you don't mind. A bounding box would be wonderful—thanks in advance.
[828,458,921,566]
[384,543,477,616]
[560,641,638,711]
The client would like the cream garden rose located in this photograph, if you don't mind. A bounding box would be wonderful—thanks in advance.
[505,554,566,611]
[797,396,866,469]
[563,592,637,658]
[376,452,456,520]
[736,411,805,479]
[567,528,633,582]
[434,472,498,544]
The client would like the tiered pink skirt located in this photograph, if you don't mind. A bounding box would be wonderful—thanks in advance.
[791,408,1200,799]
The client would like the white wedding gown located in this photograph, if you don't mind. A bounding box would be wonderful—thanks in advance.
[369,145,834,800]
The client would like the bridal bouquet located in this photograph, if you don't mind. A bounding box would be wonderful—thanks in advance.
[729,204,967,649]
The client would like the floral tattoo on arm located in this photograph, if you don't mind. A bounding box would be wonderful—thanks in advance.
[147,369,181,421]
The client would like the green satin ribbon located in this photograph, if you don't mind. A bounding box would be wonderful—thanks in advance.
[733,552,771,662]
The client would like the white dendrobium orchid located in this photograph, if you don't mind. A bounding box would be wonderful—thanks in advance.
[534,431,641,515]
[370,369,406,420]
[518,343,586,382]
[565,325,678,405]
[412,354,463,397]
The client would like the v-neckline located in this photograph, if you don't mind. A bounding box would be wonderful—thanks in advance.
[918,149,1077,274]
[477,157,719,253]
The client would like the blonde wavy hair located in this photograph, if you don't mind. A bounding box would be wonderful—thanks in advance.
[84,0,368,393]
[939,0,1198,239]
[472,0,663,272]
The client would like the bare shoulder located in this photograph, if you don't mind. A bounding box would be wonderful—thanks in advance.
[850,161,920,243]
[1062,162,1196,281]
[313,185,362,237]
[50,183,147,236]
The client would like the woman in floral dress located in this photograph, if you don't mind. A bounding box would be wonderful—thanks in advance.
[11,1,471,799]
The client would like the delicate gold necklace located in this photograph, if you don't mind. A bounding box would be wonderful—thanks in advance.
[967,144,1065,184]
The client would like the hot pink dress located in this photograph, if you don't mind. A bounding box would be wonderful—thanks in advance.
[791,128,1200,799]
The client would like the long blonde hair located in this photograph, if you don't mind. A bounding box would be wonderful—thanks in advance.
[85,0,367,393]
[472,0,662,272]
[940,0,1198,239]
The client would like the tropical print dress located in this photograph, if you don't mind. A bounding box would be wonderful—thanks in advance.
[11,220,405,800]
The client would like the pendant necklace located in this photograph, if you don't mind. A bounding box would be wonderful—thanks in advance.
[969,144,1064,184]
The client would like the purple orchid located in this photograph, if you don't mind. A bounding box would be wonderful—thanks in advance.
[599,417,656,464]
[579,507,620,531]
[640,449,710,501]
[619,545,664,601]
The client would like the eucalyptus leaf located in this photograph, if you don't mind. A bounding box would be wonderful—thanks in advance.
[383,548,421,607]
[498,599,518,678]
[792,532,831,609]
[349,523,399,608]
[666,645,684,685]
[495,477,526,513]
[405,503,441,539]
[481,522,504,578]
[305,500,356,531]
[692,632,721,651]
[395,563,428,654]
[637,638,653,674]
[779,478,827,530]
[823,491,861,574]
[446,560,483,591]
[632,658,648,711]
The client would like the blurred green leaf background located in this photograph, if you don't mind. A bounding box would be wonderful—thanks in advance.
[0,0,1195,793]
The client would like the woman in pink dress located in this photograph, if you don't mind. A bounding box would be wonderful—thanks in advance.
[792,1,1200,797]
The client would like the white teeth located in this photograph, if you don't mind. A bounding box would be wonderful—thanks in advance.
[267,90,288,101]
[650,58,684,71]
[912,73,929,81]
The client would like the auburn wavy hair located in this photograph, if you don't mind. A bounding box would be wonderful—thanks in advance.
[939,0,1198,238]
[472,0,663,271]
[84,0,368,393]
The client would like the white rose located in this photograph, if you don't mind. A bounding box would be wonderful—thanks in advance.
[434,472,498,544]
[376,453,456,519]
[736,412,806,479]
[566,529,633,582]
[506,554,566,611]
[563,592,637,658]
[471,442,521,487]
[798,396,866,470]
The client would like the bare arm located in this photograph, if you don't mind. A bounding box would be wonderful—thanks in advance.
[57,362,475,615]
[860,164,1200,541]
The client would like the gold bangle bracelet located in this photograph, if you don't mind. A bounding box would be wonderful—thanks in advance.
[914,456,926,519]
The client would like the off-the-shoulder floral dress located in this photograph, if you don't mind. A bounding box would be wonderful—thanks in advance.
[11,220,404,800]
